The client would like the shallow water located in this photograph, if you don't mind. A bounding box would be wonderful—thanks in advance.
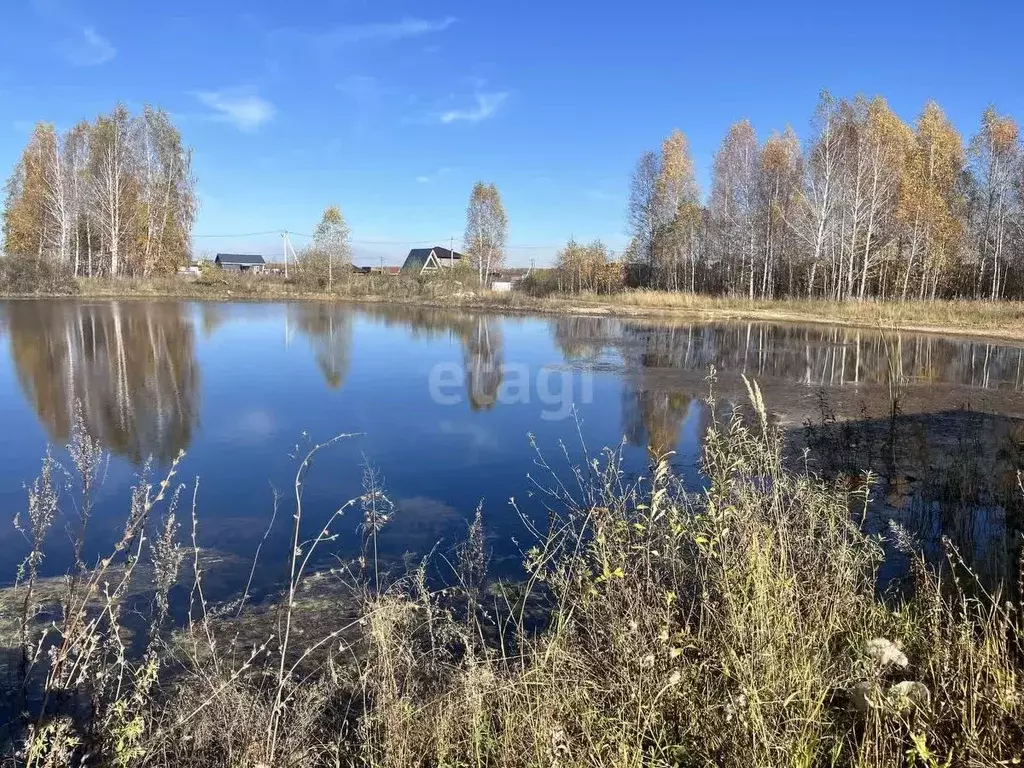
[1,300,1022,596]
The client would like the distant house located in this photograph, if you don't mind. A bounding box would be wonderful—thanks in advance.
[352,265,402,275]
[401,247,466,276]
[488,266,532,293]
[214,253,266,273]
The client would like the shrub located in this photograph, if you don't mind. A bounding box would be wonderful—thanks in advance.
[0,254,79,295]
[517,268,560,297]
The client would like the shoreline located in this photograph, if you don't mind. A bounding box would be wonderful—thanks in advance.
[4,279,1024,344]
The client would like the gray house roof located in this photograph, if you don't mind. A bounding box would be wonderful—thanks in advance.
[431,247,464,261]
[215,253,266,265]
[401,247,466,273]
[401,248,434,272]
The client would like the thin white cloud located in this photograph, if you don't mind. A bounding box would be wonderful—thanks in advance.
[317,17,457,49]
[193,90,276,132]
[61,26,116,66]
[415,167,453,184]
[440,92,508,124]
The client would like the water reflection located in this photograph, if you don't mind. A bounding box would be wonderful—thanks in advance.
[4,301,199,463]
[551,316,616,363]
[621,388,690,458]
[8,302,1023,477]
[361,305,504,410]
[464,318,503,411]
[1,300,1022,595]
[551,318,1024,390]
[288,305,353,389]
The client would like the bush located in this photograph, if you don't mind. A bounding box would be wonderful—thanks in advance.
[291,246,352,290]
[0,254,79,295]
[7,383,1024,766]
[517,269,560,297]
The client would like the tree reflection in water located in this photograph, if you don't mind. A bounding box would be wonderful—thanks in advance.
[288,304,354,389]
[5,301,199,463]
[550,316,1024,460]
[605,320,1024,390]
[359,305,504,410]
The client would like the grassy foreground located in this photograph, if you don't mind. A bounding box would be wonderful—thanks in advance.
[5,384,1024,767]
[8,273,1024,342]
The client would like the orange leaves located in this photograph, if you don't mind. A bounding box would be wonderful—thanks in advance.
[656,129,700,214]
[980,106,1019,156]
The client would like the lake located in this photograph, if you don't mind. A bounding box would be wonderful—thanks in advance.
[1,300,1023,599]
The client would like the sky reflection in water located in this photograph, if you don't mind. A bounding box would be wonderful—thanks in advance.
[0,300,1022,593]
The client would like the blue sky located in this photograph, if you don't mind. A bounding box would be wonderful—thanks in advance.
[3,0,1024,266]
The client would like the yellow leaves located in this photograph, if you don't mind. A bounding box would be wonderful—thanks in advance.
[596,563,625,584]
[656,128,700,209]
[554,238,610,291]
[981,105,1020,155]
[866,96,914,160]
[916,101,964,187]
[759,132,798,176]
[896,100,965,263]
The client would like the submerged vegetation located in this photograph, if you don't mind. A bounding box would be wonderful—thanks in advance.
[3,380,1023,767]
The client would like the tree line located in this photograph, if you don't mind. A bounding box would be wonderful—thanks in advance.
[2,104,197,279]
[624,92,1024,301]
[9,92,1024,303]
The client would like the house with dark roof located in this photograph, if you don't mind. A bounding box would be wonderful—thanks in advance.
[214,253,266,273]
[401,246,466,275]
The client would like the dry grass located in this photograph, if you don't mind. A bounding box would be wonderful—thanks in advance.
[4,384,1024,766]
[9,275,1024,342]
[605,291,1024,340]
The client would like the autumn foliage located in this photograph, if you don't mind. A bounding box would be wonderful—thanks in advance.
[623,93,1024,301]
[2,105,197,285]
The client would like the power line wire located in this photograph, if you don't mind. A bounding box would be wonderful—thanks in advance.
[192,229,568,249]
[193,230,282,238]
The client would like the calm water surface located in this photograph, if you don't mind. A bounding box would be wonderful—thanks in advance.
[1,300,1022,595]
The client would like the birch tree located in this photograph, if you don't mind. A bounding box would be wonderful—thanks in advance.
[709,119,759,297]
[37,124,74,266]
[969,107,1020,299]
[65,122,90,276]
[136,107,197,276]
[464,182,508,286]
[3,130,47,260]
[850,98,912,298]
[790,93,845,297]
[312,205,352,290]
[757,128,802,298]
[88,105,137,277]
[627,151,659,280]
[654,130,701,290]
[898,102,964,300]
[555,239,609,292]
[3,105,196,283]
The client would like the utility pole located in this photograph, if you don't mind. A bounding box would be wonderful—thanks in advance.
[282,230,289,279]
